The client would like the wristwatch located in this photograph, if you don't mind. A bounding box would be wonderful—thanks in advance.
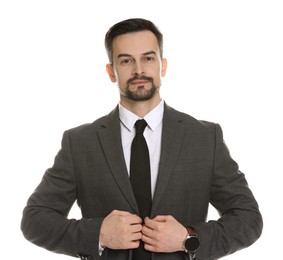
[183,226,200,255]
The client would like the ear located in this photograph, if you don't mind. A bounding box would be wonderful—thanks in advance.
[106,64,116,82]
[161,58,167,77]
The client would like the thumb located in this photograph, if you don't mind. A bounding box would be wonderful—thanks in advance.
[110,210,132,216]
[151,215,169,222]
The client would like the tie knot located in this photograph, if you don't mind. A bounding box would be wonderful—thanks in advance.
[135,119,147,134]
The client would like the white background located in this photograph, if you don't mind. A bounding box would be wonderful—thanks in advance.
[1,0,282,259]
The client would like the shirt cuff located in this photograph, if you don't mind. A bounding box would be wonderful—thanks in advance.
[98,242,105,256]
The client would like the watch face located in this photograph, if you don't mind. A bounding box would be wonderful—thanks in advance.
[185,237,200,252]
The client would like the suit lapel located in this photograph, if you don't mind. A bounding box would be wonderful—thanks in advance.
[97,105,187,217]
[97,107,138,213]
[151,105,185,216]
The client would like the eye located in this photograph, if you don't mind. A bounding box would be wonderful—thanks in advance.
[120,57,134,65]
[142,56,155,63]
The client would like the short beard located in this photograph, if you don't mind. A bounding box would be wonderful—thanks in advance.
[121,76,160,101]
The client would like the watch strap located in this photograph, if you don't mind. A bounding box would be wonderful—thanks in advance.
[183,226,199,258]
[187,226,197,237]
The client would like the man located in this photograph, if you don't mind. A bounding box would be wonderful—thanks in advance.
[21,18,263,260]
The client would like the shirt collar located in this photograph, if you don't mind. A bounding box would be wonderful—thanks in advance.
[119,100,164,132]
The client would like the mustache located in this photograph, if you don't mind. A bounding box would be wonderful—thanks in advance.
[127,75,154,85]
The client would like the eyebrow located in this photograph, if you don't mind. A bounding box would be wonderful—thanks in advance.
[117,51,157,59]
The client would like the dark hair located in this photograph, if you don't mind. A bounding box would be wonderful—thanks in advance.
[105,18,163,63]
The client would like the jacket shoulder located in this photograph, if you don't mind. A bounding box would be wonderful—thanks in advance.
[165,104,217,130]
[65,106,119,137]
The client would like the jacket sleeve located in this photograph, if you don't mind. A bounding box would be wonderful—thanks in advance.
[194,124,263,260]
[21,130,103,259]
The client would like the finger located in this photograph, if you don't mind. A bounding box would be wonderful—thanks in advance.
[152,215,170,222]
[130,223,143,233]
[142,226,158,247]
[144,243,155,252]
[128,215,143,225]
[128,240,141,249]
[142,230,155,243]
[144,217,157,229]
[143,238,159,252]
[111,209,133,216]
[131,231,143,242]
[111,211,142,225]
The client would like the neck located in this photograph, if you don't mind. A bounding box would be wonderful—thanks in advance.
[120,94,161,118]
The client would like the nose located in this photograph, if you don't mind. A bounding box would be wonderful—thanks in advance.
[132,61,144,76]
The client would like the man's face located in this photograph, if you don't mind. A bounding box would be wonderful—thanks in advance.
[106,30,167,101]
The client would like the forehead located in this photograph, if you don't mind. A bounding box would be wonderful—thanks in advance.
[112,30,160,57]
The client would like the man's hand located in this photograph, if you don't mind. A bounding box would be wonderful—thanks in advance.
[99,210,143,250]
[142,215,187,253]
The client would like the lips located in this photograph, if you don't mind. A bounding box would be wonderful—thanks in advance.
[130,80,149,85]
[127,76,153,85]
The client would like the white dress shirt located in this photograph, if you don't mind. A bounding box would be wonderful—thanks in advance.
[119,100,164,198]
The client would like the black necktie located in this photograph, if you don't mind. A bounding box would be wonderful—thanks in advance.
[130,119,151,260]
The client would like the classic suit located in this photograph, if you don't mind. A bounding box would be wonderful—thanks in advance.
[21,104,263,260]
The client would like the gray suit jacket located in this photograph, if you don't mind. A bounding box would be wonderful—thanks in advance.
[21,104,263,260]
